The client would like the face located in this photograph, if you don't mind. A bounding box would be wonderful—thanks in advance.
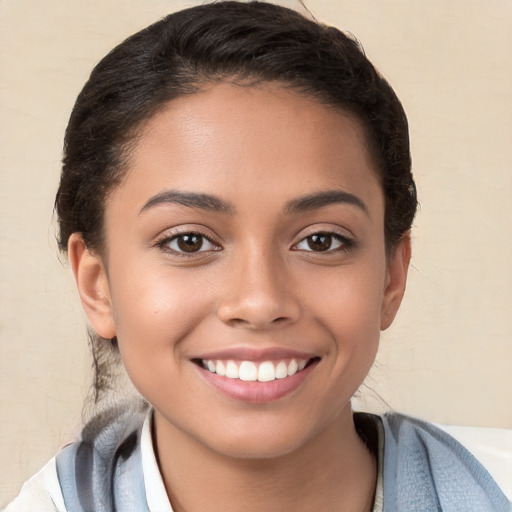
[71,83,409,460]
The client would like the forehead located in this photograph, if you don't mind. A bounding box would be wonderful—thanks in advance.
[112,83,383,216]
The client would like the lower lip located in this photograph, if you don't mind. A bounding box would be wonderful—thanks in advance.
[196,361,319,404]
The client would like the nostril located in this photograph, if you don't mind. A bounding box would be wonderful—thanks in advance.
[227,316,290,329]
[226,318,253,328]
[217,295,301,329]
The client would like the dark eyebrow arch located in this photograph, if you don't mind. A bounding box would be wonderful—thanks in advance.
[284,190,369,216]
[140,190,235,215]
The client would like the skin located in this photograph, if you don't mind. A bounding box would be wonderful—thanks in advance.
[69,83,410,511]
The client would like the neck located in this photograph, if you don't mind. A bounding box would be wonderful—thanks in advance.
[153,407,377,512]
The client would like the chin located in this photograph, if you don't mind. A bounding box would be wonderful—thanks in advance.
[198,411,332,461]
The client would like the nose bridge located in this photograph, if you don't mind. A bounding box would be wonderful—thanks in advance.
[216,240,300,328]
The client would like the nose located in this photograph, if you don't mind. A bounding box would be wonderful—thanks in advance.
[216,247,301,330]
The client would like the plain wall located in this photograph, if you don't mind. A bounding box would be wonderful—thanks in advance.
[1,0,511,505]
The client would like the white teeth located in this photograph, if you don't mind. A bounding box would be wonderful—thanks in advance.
[258,361,276,382]
[287,359,298,376]
[215,360,226,376]
[225,360,239,379]
[202,358,311,381]
[275,361,288,379]
[239,361,258,381]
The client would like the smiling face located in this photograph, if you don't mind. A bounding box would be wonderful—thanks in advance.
[70,83,409,460]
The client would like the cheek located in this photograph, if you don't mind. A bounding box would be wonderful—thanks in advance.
[107,264,212,368]
[305,264,385,374]
[309,264,385,332]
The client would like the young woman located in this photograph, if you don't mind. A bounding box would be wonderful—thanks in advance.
[5,2,510,511]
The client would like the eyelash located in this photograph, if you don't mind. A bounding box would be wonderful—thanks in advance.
[292,231,356,254]
[155,230,221,257]
[155,229,356,257]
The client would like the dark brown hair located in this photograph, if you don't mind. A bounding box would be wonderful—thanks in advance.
[55,1,417,403]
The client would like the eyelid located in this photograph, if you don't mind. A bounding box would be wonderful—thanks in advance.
[154,227,223,256]
[291,227,357,253]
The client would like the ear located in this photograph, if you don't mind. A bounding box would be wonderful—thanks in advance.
[380,232,411,330]
[68,233,116,339]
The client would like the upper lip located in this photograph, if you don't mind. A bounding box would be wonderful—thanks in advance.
[193,347,318,362]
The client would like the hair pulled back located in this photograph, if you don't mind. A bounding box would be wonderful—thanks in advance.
[55,1,417,404]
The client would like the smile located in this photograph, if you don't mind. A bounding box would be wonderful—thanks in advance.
[193,348,321,402]
[194,353,320,403]
[200,358,311,382]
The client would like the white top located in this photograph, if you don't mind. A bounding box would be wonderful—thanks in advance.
[3,414,172,512]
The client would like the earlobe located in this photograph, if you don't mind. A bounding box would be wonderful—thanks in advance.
[68,233,116,339]
[380,233,411,331]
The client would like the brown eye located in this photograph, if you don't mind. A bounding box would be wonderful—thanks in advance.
[163,233,220,254]
[306,234,332,252]
[293,232,354,253]
[176,234,203,252]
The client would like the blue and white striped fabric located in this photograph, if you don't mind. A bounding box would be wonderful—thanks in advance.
[55,404,150,512]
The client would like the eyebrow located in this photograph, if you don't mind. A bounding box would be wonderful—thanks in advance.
[284,190,369,216]
[139,188,368,216]
[140,190,235,215]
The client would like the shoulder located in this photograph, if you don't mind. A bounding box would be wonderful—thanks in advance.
[55,400,150,511]
[380,412,512,511]
[2,457,65,512]
[4,400,151,512]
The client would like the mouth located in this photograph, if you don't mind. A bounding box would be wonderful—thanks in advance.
[192,353,321,403]
[194,357,319,382]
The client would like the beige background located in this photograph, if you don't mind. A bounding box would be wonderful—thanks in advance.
[1,0,511,505]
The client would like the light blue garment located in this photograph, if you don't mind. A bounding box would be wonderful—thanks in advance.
[56,403,150,512]
[380,413,511,511]
[55,404,511,511]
